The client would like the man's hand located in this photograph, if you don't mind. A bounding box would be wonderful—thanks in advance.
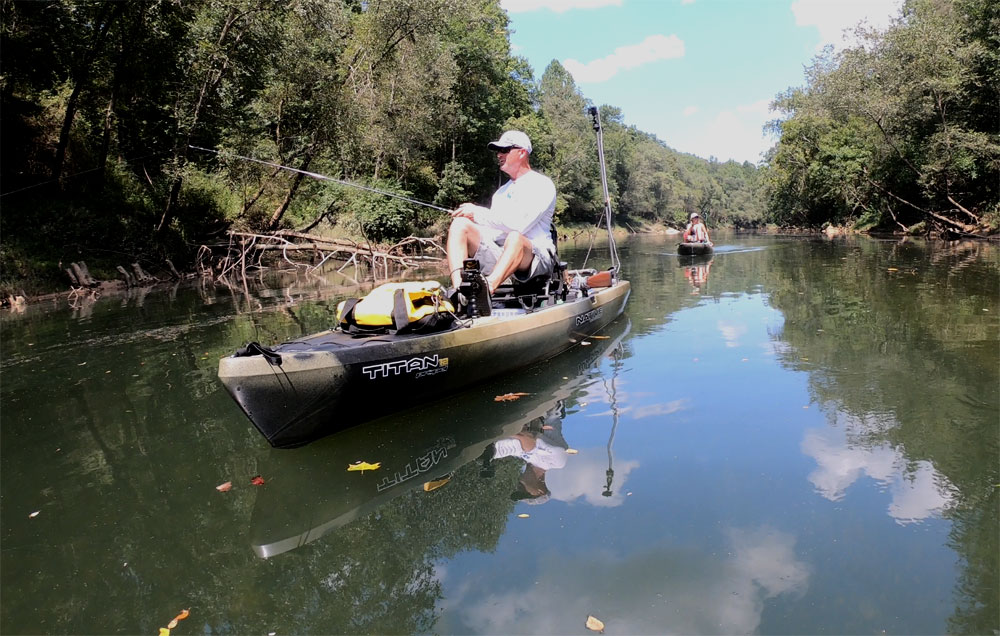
[450,203,477,219]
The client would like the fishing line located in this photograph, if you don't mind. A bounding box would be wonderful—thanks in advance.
[189,145,452,213]
[0,149,173,198]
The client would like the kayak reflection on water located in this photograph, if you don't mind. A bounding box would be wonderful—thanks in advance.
[248,318,631,558]
[680,255,713,294]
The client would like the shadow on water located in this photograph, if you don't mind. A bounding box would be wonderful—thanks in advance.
[249,317,631,558]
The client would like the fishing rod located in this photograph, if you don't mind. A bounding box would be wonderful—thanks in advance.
[189,145,452,213]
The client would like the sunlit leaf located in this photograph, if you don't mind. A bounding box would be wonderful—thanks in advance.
[250,476,265,486]
[159,628,170,636]
[517,513,530,518]
[348,461,381,472]
[167,609,190,628]
[586,615,605,632]
[28,511,39,518]
[566,449,579,454]
[423,476,451,491]
[494,392,530,402]
[216,481,232,492]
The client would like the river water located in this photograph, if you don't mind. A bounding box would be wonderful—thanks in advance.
[1,233,997,635]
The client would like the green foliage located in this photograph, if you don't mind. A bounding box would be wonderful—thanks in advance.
[762,0,1000,233]
[344,184,415,244]
[1,0,764,293]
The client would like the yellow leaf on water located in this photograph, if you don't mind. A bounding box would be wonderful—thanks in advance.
[348,461,381,472]
[888,267,898,272]
[590,335,610,339]
[566,449,579,455]
[586,615,605,632]
[159,629,170,636]
[517,513,530,518]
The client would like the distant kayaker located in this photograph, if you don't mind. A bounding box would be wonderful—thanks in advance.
[683,212,712,245]
[447,130,557,295]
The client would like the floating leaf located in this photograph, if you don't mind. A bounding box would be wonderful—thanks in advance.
[167,609,190,628]
[590,335,610,339]
[517,513,530,518]
[348,461,381,472]
[566,449,579,455]
[494,392,530,402]
[216,481,232,492]
[28,510,40,518]
[423,476,451,492]
[887,267,898,272]
[586,615,605,632]
[250,475,265,486]
[159,629,170,636]
[580,341,591,346]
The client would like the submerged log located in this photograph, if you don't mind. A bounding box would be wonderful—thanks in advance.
[117,265,135,287]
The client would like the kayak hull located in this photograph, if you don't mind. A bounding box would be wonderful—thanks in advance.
[678,242,713,256]
[219,280,630,448]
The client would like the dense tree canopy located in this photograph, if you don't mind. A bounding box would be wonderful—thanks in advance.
[1,0,764,293]
[762,0,999,235]
[7,0,995,293]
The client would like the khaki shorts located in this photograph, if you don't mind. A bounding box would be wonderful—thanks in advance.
[474,239,555,283]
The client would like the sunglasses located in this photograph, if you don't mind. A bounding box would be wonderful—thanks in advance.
[497,146,522,154]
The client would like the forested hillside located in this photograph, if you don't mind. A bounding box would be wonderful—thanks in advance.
[0,0,761,294]
[762,0,999,236]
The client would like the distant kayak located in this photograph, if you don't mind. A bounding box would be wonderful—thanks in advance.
[678,242,714,256]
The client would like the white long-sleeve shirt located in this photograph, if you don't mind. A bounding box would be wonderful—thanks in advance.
[469,170,556,254]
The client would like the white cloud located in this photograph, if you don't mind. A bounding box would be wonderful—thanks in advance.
[501,0,622,13]
[683,105,699,116]
[791,0,902,50]
[564,34,685,83]
[545,447,640,506]
[717,320,748,348]
[441,526,809,635]
[671,99,776,163]
[801,412,957,524]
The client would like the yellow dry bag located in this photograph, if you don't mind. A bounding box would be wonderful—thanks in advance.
[337,281,456,335]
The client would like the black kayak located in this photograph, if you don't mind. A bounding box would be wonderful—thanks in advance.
[218,274,630,448]
[677,242,714,256]
[247,317,630,558]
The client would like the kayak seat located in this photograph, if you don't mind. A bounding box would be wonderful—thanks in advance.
[493,237,568,311]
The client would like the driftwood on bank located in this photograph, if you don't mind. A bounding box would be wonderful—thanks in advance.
[212,230,446,281]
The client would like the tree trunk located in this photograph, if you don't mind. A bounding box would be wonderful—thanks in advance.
[267,152,313,230]
[52,2,124,183]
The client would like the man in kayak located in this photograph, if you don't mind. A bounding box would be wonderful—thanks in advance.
[683,212,712,245]
[447,130,557,296]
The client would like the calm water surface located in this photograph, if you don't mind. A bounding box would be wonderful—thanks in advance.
[1,234,997,635]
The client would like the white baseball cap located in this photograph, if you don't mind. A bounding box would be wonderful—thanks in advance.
[487,130,532,154]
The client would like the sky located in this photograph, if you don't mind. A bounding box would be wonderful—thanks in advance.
[500,0,903,164]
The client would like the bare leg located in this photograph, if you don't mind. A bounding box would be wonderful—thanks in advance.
[446,217,482,288]
[485,231,534,294]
